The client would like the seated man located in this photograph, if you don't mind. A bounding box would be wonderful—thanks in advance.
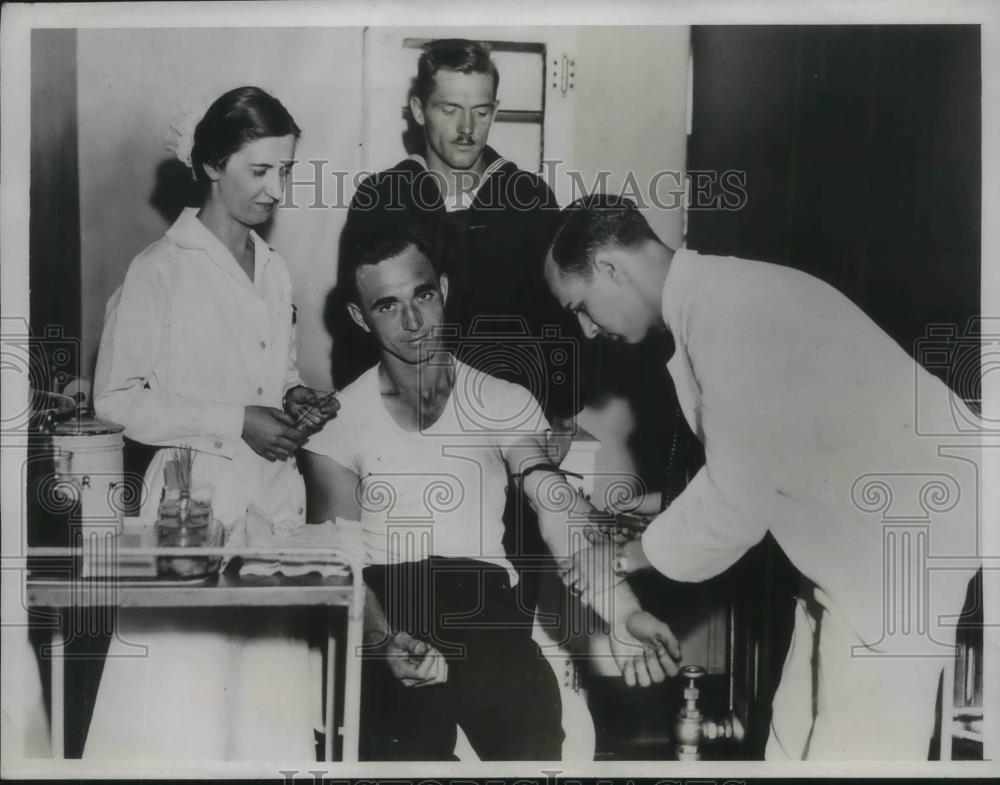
[302,226,681,761]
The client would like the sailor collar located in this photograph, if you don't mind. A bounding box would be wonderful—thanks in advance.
[407,148,510,211]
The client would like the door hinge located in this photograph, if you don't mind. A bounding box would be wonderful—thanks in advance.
[550,54,576,97]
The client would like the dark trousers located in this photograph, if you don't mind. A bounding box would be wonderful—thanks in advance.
[360,558,563,761]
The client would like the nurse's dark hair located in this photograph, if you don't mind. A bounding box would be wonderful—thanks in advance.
[341,218,439,305]
[191,86,301,184]
[413,39,500,103]
[547,194,661,278]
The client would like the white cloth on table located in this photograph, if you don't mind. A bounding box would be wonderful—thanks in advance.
[305,360,550,583]
[85,208,314,761]
[641,249,980,760]
[236,509,361,578]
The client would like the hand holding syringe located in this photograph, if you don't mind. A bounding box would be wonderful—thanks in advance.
[284,386,340,437]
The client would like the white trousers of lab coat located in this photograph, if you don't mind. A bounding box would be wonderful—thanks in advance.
[765,595,945,760]
[83,452,317,760]
[83,609,315,761]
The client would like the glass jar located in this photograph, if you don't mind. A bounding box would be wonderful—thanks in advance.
[156,486,222,578]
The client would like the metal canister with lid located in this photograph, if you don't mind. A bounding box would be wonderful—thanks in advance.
[48,416,127,528]
[30,390,128,574]
[48,416,127,576]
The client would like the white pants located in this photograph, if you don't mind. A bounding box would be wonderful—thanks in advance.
[765,593,945,760]
[84,451,317,760]
[84,608,315,761]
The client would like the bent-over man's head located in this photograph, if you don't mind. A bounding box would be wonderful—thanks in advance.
[544,194,672,344]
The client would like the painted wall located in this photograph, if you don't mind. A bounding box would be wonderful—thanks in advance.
[568,26,689,251]
[564,27,690,498]
[76,27,364,387]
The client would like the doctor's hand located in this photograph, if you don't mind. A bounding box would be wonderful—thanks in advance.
[604,486,663,518]
[610,610,683,687]
[586,507,650,541]
[386,631,449,688]
[241,405,307,462]
[283,385,340,436]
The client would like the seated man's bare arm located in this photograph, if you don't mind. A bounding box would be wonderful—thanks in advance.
[300,450,362,523]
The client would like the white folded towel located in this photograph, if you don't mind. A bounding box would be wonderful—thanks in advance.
[236,508,364,578]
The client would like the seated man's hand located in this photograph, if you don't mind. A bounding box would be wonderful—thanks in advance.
[284,385,340,436]
[609,610,682,687]
[386,631,448,688]
[559,529,625,603]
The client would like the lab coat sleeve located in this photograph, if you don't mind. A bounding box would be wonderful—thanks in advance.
[280,262,306,396]
[640,465,766,582]
[282,309,306,396]
[93,256,244,455]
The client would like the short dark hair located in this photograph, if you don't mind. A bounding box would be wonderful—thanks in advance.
[191,86,301,184]
[341,221,437,306]
[413,39,500,104]
[547,194,661,278]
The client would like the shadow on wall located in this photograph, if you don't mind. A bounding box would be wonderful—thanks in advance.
[402,76,425,157]
[324,225,380,389]
[149,158,206,225]
[319,83,423,389]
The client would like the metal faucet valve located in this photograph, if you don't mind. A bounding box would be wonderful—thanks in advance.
[675,665,705,761]
[673,664,745,760]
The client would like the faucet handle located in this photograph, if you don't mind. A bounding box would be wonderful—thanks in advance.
[681,665,706,699]
[681,665,705,683]
[680,665,705,714]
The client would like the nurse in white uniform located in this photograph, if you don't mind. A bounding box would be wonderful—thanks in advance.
[88,86,336,760]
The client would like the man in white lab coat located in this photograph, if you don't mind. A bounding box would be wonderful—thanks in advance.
[544,195,981,760]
